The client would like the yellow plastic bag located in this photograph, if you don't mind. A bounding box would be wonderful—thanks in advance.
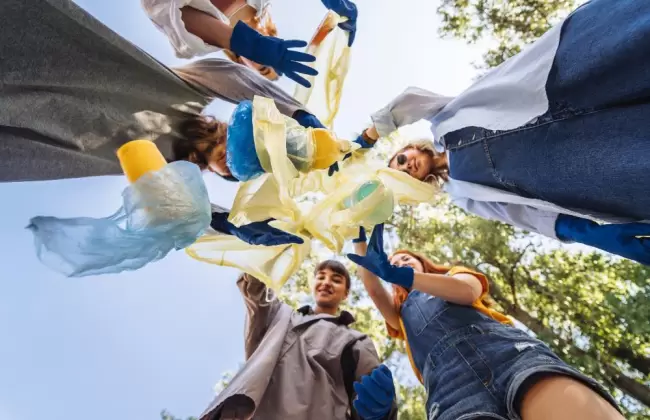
[185,220,311,291]
[293,11,351,129]
[186,163,440,290]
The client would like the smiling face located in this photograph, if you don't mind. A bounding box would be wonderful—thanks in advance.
[388,147,435,181]
[389,253,425,273]
[311,262,350,313]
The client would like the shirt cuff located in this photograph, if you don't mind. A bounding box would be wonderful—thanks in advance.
[371,110,398,138]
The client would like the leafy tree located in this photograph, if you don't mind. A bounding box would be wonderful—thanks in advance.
[394,199,650,417]
[160,410,197,420]
[437,0,581,67]
[164,199,649,419]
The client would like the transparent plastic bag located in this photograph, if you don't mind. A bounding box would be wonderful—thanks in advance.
[28,161,211,277]
[293,11,351,129]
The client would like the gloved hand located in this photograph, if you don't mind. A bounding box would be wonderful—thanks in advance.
[353,226,367,243]
[292,110,326,129]
[555,214,650,265]
[321,0,358,46]
[328,132,375,176]
[353,365,395,420]
[211,212,304,246]
[230,21,318,87]
[347,224,414,288]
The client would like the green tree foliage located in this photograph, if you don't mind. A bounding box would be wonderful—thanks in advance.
[164,199,649,419]
[437,0,580,67]
[160,410,197,420]
[394,199,650,417]
[163,3,650,416]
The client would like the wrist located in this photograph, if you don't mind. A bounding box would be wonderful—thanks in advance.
[210,212,235,234]
[392,266,414,289]
[230,21,262,59]
[364,126,379,142]
[354,132,375,149]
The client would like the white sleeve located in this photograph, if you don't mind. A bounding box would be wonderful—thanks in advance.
[451,197,562,240]
[141,0,227,59]
[370,87,454,137]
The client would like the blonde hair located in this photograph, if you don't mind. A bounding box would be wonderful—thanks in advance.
[388,139,449,185]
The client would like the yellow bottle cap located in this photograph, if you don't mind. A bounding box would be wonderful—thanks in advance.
[311,128,341,169]
[117,140,167,183]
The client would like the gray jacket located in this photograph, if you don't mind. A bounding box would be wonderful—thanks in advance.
[201,275,398,420]
[0,0,305,182]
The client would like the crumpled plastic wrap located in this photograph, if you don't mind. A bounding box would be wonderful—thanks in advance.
[29,161,211,277]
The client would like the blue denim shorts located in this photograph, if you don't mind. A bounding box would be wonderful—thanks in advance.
[423,324,620,420]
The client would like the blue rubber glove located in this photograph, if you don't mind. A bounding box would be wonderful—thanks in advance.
[230,21,318,87]
[353,365,395,420]
[555,214,650,265]
[321,0,358,46]
[352,226,367,243]
[328,133,375,176]
[347,224,414,288]
[292,110,326,129]
[211,212,304,246]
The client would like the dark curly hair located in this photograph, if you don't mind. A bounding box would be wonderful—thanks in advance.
[172,115,238,182]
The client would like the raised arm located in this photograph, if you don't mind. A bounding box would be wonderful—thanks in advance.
[352,231,400,330]
[349,224,482,309]
[369,86,454,138]
[173,58,309,118]
[411,272,482,306]
[141,0,233,58]
[451,196,561,239]
[236,273,283,359]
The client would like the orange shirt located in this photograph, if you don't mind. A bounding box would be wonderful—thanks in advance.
[386,266,513,383]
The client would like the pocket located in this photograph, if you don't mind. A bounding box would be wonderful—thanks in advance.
[402,293,449,337]
[427,325,495,388]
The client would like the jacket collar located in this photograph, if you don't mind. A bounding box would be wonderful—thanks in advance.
[297,305,356,326]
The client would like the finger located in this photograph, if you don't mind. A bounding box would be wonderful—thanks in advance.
[346,253,368,267]
[260,233,304,246]
[283,39,308,49]
[338,21,355,32]
[347,30,356,47]
[284,71,312,88]
[377,364,393,379]
[368,224,385,253]
[328,163,339,176]
[284,58,319,74]
[284,50,317,63]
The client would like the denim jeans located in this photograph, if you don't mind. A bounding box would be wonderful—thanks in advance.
[445,0,650,220]
[400,290,619,419]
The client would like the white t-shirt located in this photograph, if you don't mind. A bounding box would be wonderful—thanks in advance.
[142,0,271,58]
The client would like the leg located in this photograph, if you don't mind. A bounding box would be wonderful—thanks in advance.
[483,102,650,220]
[517,374,624,420]
[547,0,650,111]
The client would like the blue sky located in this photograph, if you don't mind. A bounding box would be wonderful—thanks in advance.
[0,1,486,419]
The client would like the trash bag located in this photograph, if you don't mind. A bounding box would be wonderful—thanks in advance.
[28,161,211,277]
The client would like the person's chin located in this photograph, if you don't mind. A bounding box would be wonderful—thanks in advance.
[316,298,336,308]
